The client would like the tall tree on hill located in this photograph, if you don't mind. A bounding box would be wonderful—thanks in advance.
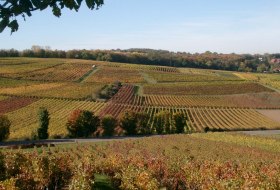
[37,107,49,139]
[0,115,10,142]
[0,0,104,33]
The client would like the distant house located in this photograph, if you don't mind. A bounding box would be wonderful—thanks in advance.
[270,59,280,64]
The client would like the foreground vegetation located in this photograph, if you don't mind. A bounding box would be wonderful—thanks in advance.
[0,133,280,189]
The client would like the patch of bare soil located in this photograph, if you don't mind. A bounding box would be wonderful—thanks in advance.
[257,109,280,123]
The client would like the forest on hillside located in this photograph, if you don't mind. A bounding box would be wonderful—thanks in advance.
[1,47,280,72]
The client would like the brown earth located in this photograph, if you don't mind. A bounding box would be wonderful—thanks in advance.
[257,109,280,123]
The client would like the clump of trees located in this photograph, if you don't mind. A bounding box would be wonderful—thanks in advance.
[0,115,10,142]
[65,110,189,138]
[67,110,100,138]
[99,81,122,100]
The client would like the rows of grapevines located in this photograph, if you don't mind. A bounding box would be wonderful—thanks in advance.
[5,99,106,139]
[98,104,280,132]
[0,82,104,100]
[109,84,136,104]
[1,134,280,189]
[0,97,37,114]
[13,63,93,82]
[143,82,274,95]
[117,93,280,109]
[0,58,66,74]
[104,62,180,73]
[85,66,145,83]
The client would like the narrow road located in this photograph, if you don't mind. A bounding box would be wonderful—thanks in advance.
[2,130,280,148]
[239,130,280,136]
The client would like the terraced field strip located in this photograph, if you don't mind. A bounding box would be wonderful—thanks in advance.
[0,97,37,114]
[85,66,145,83]
[143,82,274,96]
[13,63,94,82]
[0,82,104,100]
[0,58,66,74]
[146,71,244,83]
[5,99,106,140]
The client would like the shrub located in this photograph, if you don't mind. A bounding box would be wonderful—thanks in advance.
[0,115,11,142]
[101,115,117,137]
[67,110,100,138]
[37,107,49,139]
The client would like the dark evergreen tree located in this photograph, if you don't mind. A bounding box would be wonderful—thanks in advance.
[37,107,49,139]
[0,115,10,142]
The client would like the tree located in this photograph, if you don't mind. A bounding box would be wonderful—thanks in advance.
[101,115,117,136]
[119,111,138,136]
[154,111,171,135]
[173,112,186,134]
[0,115,10,141]
[136,112,151,135]
[37,107,49,139]
[67,110,99,138]
[0,0,104,33]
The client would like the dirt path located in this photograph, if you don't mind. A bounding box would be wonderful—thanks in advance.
[79,66,100,83]
[141,72,157,84]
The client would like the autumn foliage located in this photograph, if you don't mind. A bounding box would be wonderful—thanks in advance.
[66,110,100,138]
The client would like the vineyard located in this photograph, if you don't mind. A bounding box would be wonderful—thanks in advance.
[0,57,279,141]
[146,72,242,83]
[143,82,274,95]
[85,66,145,83]
[0,58,66,74]
[234,72,280,91]
[99,104,279,131]
[1,133,280,189]
[11,63,94,82]
[5,99,105,139]
[0,80,104,100]
[0,97,37,114]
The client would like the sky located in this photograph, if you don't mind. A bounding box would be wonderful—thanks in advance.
[0,0,280,54]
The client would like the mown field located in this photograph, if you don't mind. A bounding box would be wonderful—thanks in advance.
[0,57,279,140]
[1,133,280,189]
